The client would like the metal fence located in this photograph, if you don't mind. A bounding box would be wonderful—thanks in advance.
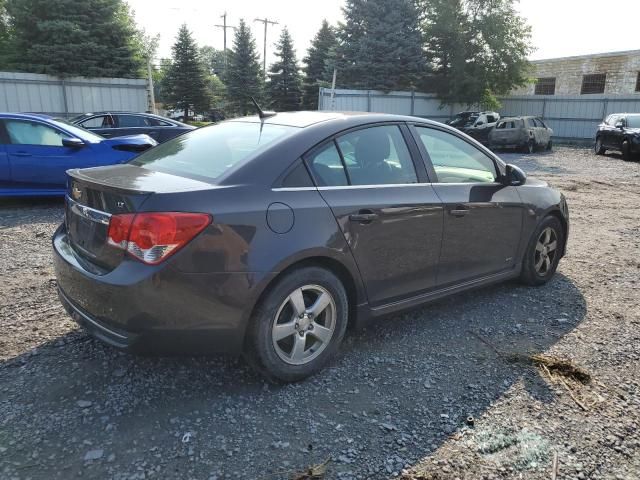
[0,71,149,118]
[318,87,640,141]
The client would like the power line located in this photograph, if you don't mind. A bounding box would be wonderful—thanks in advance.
[254,17,279,78]
[214,12,236,78]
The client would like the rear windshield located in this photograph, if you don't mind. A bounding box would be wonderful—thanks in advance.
[130,121,297,181]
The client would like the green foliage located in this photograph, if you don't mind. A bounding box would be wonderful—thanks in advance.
[335,0,426,91]
[267,27,302,112]
[4,0,143,77]
[199,46,227,78]
[420,0,532,106]
[302,20,337,110]
[163,25,211,119]
[225,19,263,116]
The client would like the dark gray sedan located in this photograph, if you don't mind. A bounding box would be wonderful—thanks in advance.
[53,112,569,382]
[71,112,195,143]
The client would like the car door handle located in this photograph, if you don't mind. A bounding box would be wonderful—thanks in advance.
[349,211,378,223]
[13,151,32,157]
[449,206,470,217]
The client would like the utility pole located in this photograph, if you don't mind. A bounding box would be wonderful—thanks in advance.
[147,59,156,114]
[254,17,278,78]
[214,12,235,78]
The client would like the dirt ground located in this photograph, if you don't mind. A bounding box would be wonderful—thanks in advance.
[0,146,639,480]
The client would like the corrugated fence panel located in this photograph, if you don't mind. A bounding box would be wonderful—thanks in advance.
[320,88,640,140]
[0,71,148,117]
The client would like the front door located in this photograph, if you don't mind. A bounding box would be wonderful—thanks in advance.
[305,124,444,306]
[412,125,524,286]
[3,119,87,189]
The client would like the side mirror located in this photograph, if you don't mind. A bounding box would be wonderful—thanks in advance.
[615,121,624,129]
[476,121,485,126]
[504,164,527,186]
[62,137,85,148]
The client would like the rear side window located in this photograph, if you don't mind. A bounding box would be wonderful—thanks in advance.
[131,122,297,182]
[117,115,150,127]
[335,125,418,186]
[307,142,349,187]
[78,115,112,128]
[148,117,172,127]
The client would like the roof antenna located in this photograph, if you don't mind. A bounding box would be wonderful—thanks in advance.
[250,96,277,120]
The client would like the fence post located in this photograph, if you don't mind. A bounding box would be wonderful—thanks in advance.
[410,90,415,116]
[602,98,609,120]
[367,90,371,112]
[60,78,69,117]
[541,97,547,119]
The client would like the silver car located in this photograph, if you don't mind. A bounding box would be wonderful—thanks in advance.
[489,116,553,153]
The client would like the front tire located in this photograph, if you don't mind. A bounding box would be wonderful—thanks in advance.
[594,137,606,155]
[520,216,564,286]
[522,140,535,154]
[245,267,348,382]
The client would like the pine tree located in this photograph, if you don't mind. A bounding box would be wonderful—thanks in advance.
[335,0,426,91]
[164,25,210,120]
[5,0,142,77]
[226,19,263,116]
[420,0,532,107]
[267,27,302,112]
[302,20,337,110]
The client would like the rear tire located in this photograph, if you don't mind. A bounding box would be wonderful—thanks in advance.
[594,137,606,155]
[520,216,564,286]
[244,267,348,383]
[546,140,553,151]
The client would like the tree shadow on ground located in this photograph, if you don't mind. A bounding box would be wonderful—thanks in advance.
[0,273,585,479]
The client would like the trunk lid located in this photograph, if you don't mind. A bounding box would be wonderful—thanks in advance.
[65,164,213,272]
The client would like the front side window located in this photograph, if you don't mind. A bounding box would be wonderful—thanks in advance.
[4,120,70,146]
[335,125,418,186]
[78,115,112,129]
[627,116,640,128]
[131,121,297,182]
[416,127,498,184]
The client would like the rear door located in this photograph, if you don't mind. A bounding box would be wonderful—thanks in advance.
[0,123,9,187]
[113,114,159,140]
[305,124,444,306]
[411,124,524,286]
[3,118,93,189]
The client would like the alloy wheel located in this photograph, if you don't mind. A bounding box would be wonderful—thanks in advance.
[534,227,558,276]
[271,285,337,365]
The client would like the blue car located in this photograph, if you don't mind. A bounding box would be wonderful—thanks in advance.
[0,113,158,197]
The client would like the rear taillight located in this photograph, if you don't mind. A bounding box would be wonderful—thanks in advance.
[107,212,211,265]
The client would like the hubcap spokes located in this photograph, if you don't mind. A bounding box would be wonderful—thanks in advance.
[534,227,558,275]
[272,285,336,365]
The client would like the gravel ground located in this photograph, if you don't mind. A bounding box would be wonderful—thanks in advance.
[0,146,638,480]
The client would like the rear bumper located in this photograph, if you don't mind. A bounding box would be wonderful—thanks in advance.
[53,225,263,354]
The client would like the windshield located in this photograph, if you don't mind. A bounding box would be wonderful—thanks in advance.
[627,116,640,128]
[130,121,298,182]
[52,118,103,143]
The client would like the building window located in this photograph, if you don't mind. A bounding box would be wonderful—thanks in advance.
[636,72,640,92]
[534,77,556,95]
[581,74,606,94]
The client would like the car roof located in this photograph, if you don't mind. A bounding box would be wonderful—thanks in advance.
[0,112,54,121]
[228,111,444,129]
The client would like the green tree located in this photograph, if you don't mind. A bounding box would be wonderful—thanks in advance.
[420,0,532,108]
[199,46,227,78]
[267,27,302,111]
[302,20,337,110]
[0,0,13,68]
[226,19,263,116]
[5,0,142,77]
[335,0,426,91]
[163,24,210,120]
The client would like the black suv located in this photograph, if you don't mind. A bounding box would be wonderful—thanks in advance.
[595,113,640,160]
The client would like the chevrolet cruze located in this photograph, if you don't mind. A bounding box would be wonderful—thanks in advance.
[53,112,569,382]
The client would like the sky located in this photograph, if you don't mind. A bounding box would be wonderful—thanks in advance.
[127,0,640,67]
